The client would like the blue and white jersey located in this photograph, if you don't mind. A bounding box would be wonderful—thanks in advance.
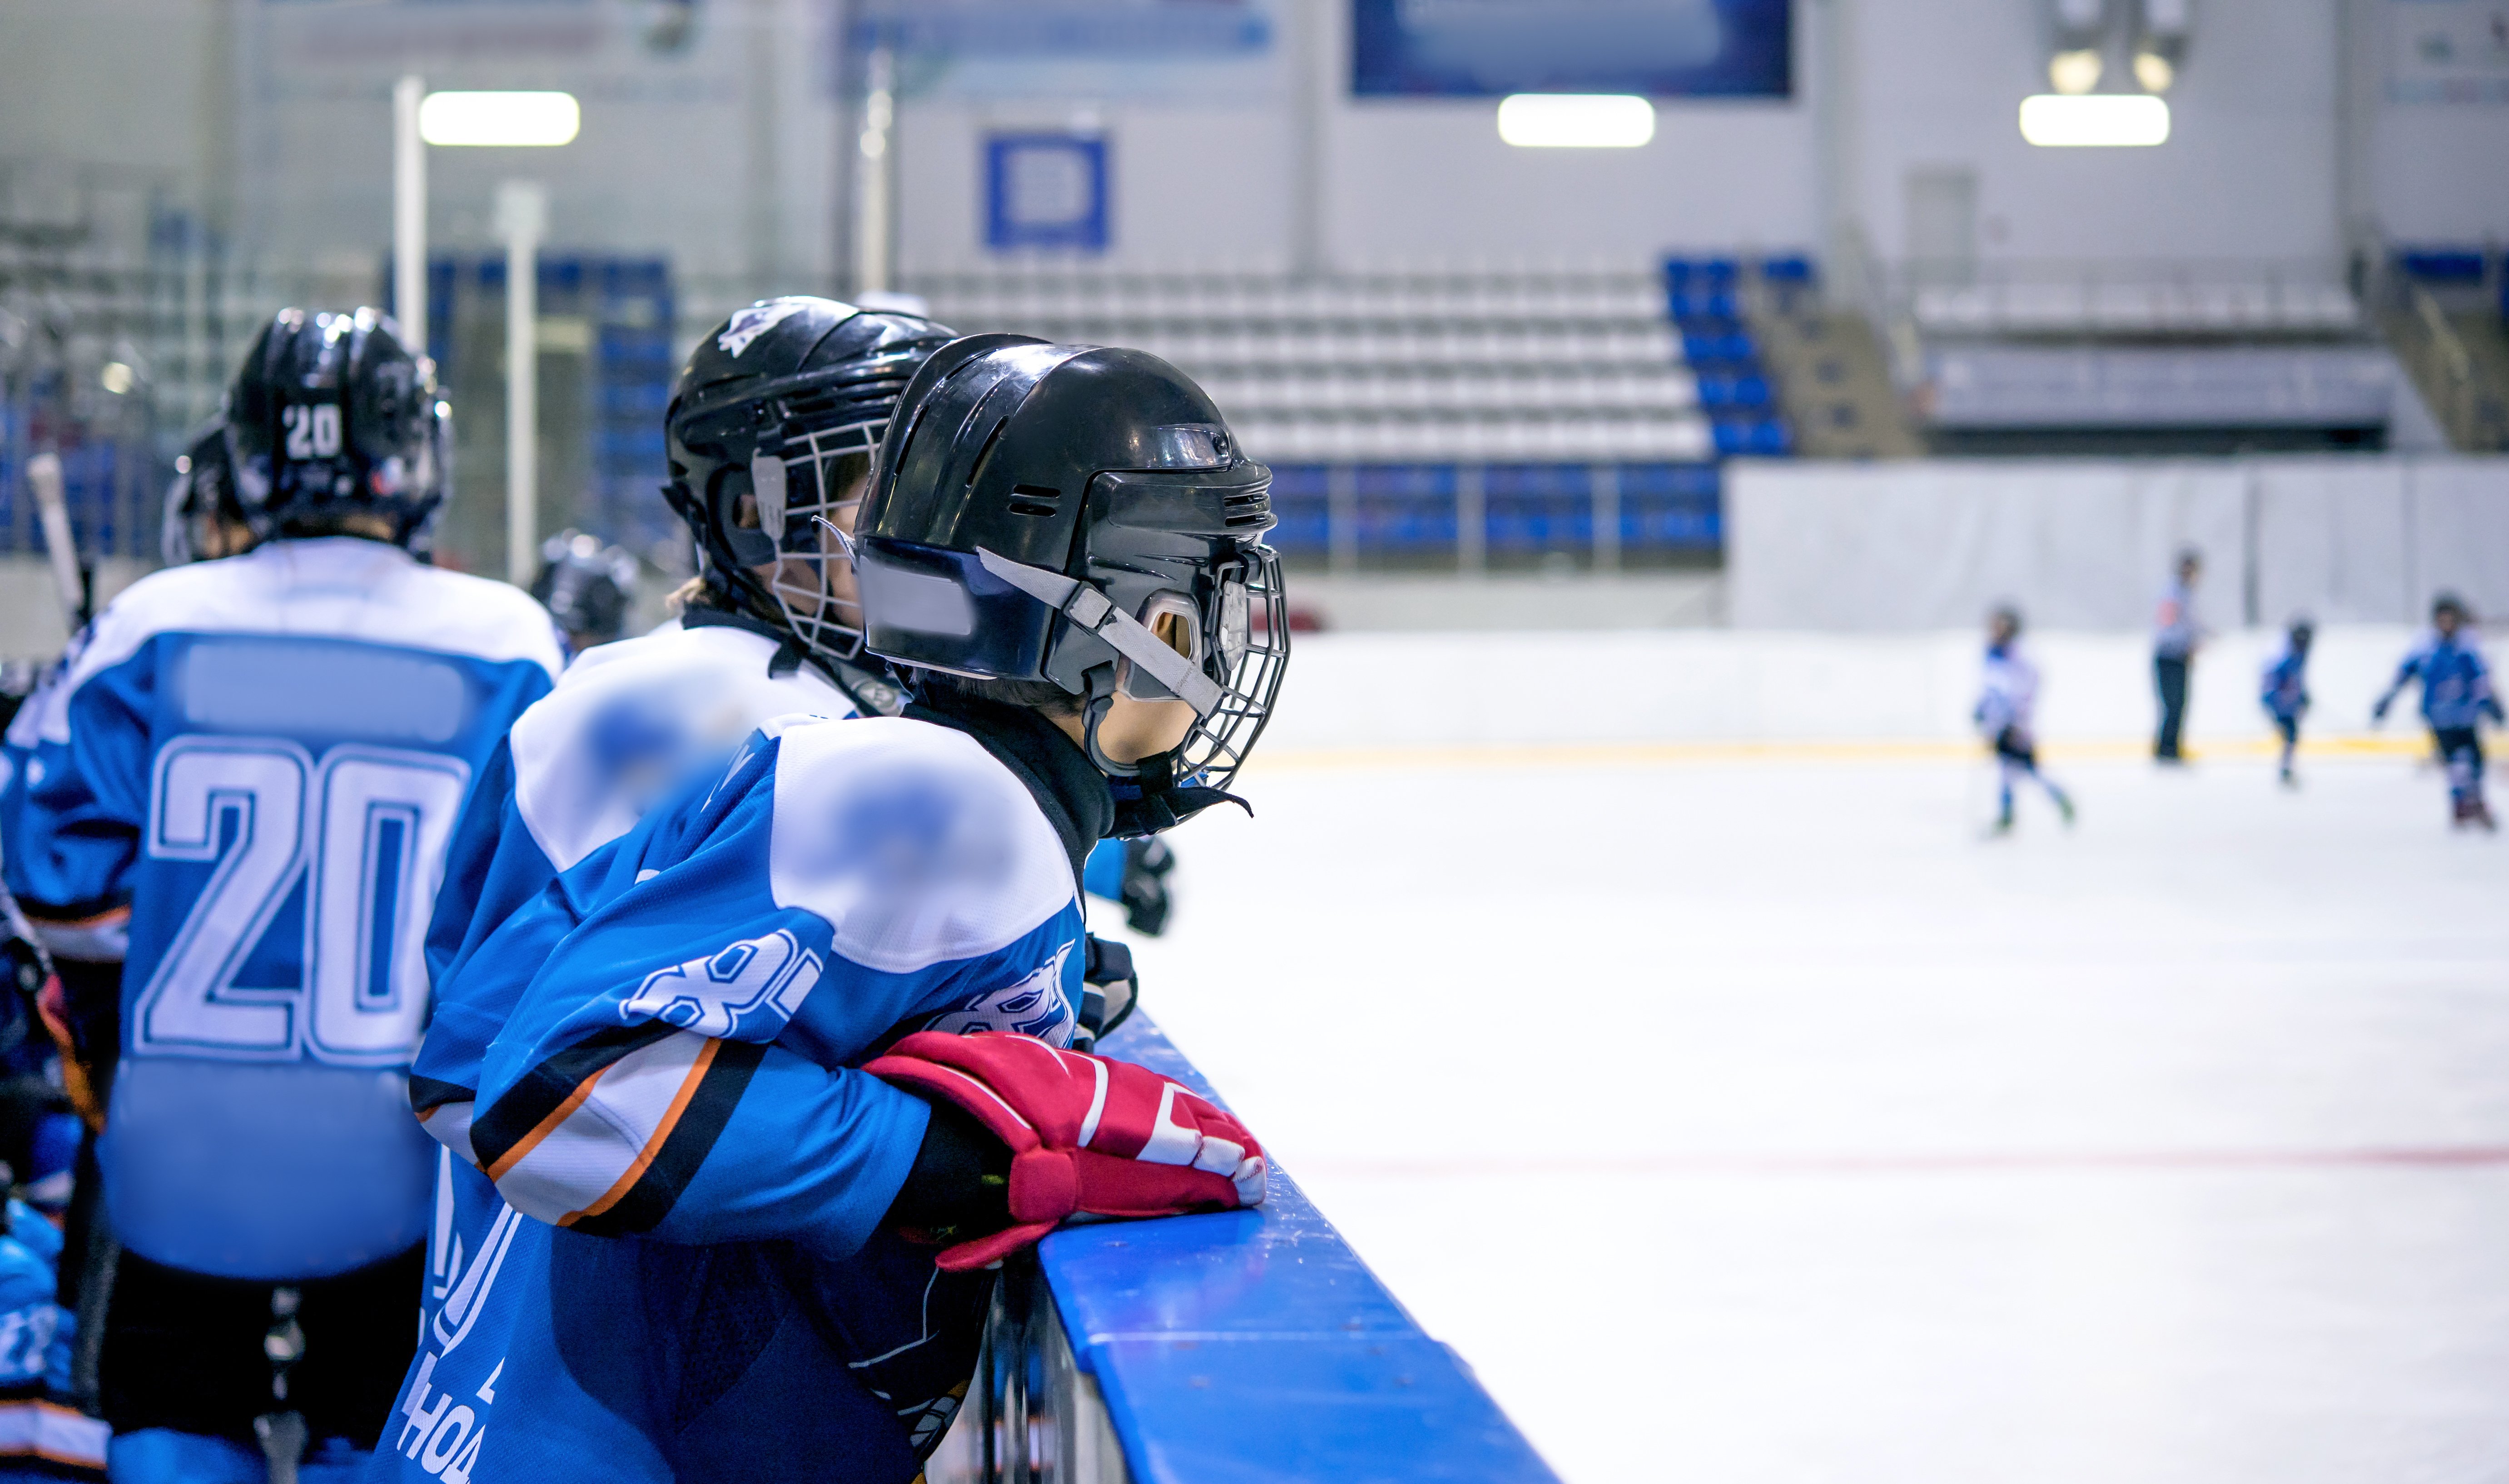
[2385,631,2503,731]
[383,713,1088,1483]
[2260,640,2310,720]
[412,614,862,1339]
[1975,641,2042,741]
[0,659,72,824]
[0,538,561,1280]
[424,615,864,1025]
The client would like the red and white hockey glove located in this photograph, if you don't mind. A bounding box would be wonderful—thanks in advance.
[864,1031,1267,1271]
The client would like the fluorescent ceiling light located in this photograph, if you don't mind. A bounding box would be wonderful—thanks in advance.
[2019,94,2170,147]
[2047,49,2103,94]
[1497,94,1655,149]
[419,91,580,147]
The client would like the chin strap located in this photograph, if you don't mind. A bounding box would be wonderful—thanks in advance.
[1108,750,1251,837]
[974,547,1223,714]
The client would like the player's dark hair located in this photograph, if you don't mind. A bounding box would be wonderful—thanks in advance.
[2433,591,2470,621]
[910,669,1084,719]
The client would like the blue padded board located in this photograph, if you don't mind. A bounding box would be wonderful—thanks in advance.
[1042,1016,1560,1484]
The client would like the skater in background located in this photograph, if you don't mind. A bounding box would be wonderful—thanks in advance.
[2152,547,2203,764]
[2372,592,2501,831]
[2261,616,2314,788]
[1976,605,2073,834]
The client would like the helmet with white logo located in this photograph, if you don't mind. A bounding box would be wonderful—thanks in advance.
[855,336,1288,800]
[225,308,446,549]
[663,297,955,671]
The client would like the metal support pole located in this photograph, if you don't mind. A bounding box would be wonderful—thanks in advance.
[854,43,896,298]
[1289,0,1328,279]
[1327,463,1359,576]
[393,75,427,354]
[497,181,547,588]
[1456,462,1485,575]
[1592,462,1620,572]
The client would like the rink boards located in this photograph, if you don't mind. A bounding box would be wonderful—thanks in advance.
[925,1015,1558,1484]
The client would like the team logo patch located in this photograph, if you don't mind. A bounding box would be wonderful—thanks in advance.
[623,928,823,1040]
[717,300,808,358]
[921,940,1077,1046]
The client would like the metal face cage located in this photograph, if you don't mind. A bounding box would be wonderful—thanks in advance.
[1170,544,1289,791]
[746,413,886,665]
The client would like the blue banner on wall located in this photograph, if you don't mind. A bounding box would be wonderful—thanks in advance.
[1351,0,1791,98]
[850,0,1282,101]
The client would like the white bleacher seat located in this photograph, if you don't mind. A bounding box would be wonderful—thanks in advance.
[908,265,1714,466]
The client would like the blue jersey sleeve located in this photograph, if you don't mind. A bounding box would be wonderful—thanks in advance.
[455,721,1085,1261]
[425,734,523,993]
[1082,838,1126,901]
[2474,650,2505,723]
[2,646,159,941]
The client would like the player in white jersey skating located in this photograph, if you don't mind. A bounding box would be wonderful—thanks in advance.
[378,335,1284,1484]
[1976,605,2074,834]
[0,309,562,1483]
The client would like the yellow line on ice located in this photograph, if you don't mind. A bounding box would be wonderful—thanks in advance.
[1245,732,2434,775]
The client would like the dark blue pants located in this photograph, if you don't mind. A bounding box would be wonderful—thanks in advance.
[2154,655,2190,760]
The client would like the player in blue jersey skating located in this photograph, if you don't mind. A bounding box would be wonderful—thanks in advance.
[1,308,562,1483]
[2260,616,2313,788]
[380,335,1284,1484]
[1975,605,2073,834]
[2373,593,2503,831]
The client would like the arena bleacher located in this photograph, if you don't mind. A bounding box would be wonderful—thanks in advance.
[1877,253,2441,456]
[910,259,1791,574]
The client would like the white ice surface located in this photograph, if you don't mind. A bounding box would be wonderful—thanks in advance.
[1114,630,2509,1484]
[1257,625,2434,750]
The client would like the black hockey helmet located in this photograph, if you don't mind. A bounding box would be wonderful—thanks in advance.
[663,297,955,670]
[855,336,1288,792]
[531,529,639,650]
[162,418,250,564]
[225,308,445,548]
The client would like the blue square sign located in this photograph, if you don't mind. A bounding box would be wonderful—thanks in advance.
[985,134,1110,252]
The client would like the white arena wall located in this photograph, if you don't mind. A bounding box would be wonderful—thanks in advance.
[1257,625,2421,753]
[1728,457,2509,634]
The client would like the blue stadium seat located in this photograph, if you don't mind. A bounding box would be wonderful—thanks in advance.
[1266,464,1332,554]
[1669,287,1742,321]
[1695,372,1773,410]
[1682,329,1759,365]
[2397,248,2487,283]
[1711,417,1792,457]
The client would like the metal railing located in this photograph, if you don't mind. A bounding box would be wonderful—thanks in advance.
[928,1260,1129,1484]
[2377,273,2509,452]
